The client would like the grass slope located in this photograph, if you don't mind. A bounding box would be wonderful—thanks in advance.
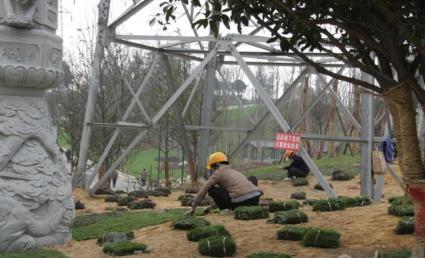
[72,209,185,240]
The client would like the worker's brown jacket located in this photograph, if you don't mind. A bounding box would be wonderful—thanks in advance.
[192,165,261,206]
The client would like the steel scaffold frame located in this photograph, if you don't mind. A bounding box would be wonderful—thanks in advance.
[77,0,392,199]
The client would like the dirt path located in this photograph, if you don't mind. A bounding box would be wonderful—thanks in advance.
[59,169,414,258]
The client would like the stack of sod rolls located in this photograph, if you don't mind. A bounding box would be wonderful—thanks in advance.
[277,226,310,241]
[198,236,236,257]
[277,226,341,248]
[388,205,415,217]
[338,196,371,208]
[173,217,210,230]
[291,178,309,186]
[103,242,148,256]
[268,201,300,212]
[272,210,308,224]
[395,216,415,234]
[187,225,230,241]
[302,228,340,248]
[234,206,269,220]
[312,199,345,212]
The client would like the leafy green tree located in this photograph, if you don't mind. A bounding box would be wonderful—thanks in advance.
[157,1,425,254]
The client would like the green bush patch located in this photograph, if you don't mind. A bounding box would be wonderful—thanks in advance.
[312,199,345,212]
[187,225,230,241]
[246,252,292,258]
[72,209,185,240]
[291,178,309,186]
[173,216,211,230]
[234,206,269,220]
[198,236,236,257]
[103,241,148,256]
[277,226,310,241]
[388,205,415,217]
[302,228,340,248]
[272,210,308,224]
[268,201,300,212]
[0,249,67,258]
[376,250,412,258]
[395,217,415,234]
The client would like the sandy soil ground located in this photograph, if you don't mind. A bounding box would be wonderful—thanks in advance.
[58,168,415,258]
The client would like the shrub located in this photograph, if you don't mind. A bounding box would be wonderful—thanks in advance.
[246,252,292,258]
[272,210,308,224]
[277,226,310,241]
[268,201,300,212]
[395,217,415,234]
[312,199,345,212]
[302,228,340,248]
[187,225,230,241]
[103,241,147,256]
[234,206,269,220]
[173,217,210,230]
[388,205,415,217]
[198,236,236,257]
[291,178,309,186]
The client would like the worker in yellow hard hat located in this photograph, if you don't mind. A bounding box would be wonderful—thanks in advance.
[282,150,310,181]
[187,152,262,215]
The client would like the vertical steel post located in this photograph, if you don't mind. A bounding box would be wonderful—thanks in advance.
[75,0,111,188]
[360,73,374,198]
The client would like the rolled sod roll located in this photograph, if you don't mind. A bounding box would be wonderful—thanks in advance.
[268,201,300,212]
[277,225,310,241]
[312,199,345,212]
[389,196,413,206]
[291,178,309,186]
[103,241,148,256]
[234,206,269,220]
[187,225,230,241]
[290,192,306,200]
[395,216,415,234]
[246,252,292,258]
[104,195,120,202]
[376,250,412,258]
[198,236,236,257]
[273,210,308,224]
[331,170,353,181]
[173,217,210,230]
[302,228,340,248]
[388,205,415,217]
[338,196,371,208]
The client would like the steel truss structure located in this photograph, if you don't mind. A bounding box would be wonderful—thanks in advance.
[76,0,397,201]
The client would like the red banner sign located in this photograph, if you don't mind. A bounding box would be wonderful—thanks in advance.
[275,132,301,151]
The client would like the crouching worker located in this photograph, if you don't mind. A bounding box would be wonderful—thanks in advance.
[187,152,262,215]
[283,151,310,181]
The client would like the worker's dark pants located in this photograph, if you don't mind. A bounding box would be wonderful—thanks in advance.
[208,186,260,210]
[287,167,309,178]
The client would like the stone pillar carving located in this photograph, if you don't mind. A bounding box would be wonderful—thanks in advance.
[0,0,74,252]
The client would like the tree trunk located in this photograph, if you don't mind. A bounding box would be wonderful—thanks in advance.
[299,75,315,157]
[164,120,171,189]
[385,84,425,255]
[328,80,338,158]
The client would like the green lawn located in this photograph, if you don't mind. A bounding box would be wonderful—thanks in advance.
[244,154,360,181]
[0,250,67,258]
[72,209,186,240]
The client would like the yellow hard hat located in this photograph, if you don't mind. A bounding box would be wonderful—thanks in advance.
[207,152,229,169]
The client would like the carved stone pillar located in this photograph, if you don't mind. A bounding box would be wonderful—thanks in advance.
[0,0,74,252]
